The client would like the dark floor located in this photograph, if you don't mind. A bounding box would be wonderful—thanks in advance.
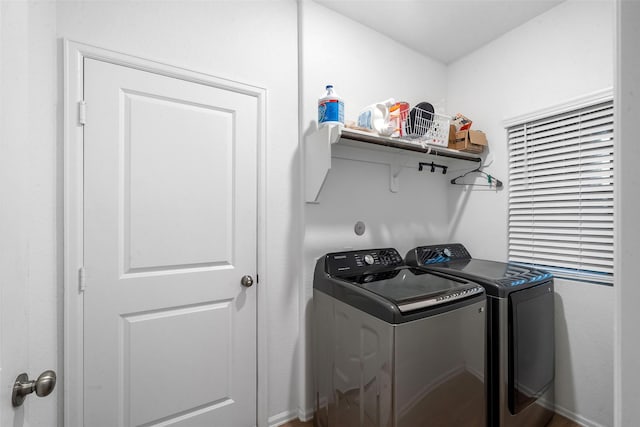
[280,413,581,427]
[284,372,581,427]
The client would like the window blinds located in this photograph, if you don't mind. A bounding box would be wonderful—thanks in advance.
[507,100,614,283]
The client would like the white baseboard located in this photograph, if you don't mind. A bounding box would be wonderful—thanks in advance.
[553,404,608,427]
[267,410,299,427]
[535,390,608,427]
[268,407,314,427]
[298,406,314,422]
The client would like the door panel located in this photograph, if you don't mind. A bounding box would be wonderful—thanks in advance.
[83,58,257,426]
[125,91,234,272]
[125,302,233,426]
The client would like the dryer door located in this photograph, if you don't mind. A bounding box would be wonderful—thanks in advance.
[507,282,555,414]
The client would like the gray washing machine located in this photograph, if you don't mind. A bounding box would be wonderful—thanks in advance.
[313,248,486,427]
[405,244,555,427]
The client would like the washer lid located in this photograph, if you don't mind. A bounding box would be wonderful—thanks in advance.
[406,244,553,297]
[421,259,553,297]
[439,259,533,281]
[315,250,486,323]
[339,267,483,312]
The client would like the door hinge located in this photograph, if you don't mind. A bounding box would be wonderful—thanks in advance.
[78,100,86,126]
[78,267,86,293]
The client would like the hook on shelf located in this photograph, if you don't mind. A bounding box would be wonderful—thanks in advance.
[418,162,447,175]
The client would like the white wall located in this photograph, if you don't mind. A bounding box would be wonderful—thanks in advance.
[447,1,615,425]
[0,1,60,425]
[299,0,451,417]
[300,0,450,267]
[1,1,300,425]
[615,1,640,425]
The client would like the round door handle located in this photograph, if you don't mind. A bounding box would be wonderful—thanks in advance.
[241,275,254,287]
[12,370,57,407]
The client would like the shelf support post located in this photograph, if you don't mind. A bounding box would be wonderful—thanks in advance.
[389,154,410,193]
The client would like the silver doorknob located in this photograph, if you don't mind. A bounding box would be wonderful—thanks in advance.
[240,275,254,287]
[12,370,57,407]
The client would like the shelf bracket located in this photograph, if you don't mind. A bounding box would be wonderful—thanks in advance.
[305,125,342,203]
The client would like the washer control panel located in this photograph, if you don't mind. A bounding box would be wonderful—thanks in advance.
[325,248,404,276]
[496,270,553,287]
[405,243,471,266]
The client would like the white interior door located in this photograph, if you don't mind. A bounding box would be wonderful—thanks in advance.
[83,58,258,426]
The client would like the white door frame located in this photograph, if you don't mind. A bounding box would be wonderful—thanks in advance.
[63,40,268,427]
